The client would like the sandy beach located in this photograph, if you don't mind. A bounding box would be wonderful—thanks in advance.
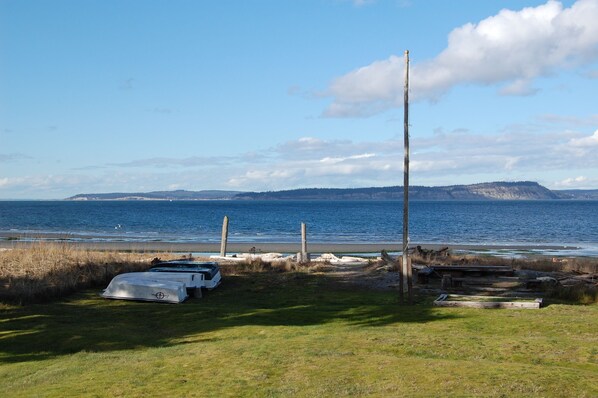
[0,238,577,254]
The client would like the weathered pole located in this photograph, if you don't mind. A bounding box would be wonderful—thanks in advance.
[299,222,309,263]
[220,215,229,257]
[402,50,411,304]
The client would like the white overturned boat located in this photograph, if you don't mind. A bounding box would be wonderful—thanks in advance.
[148,260,222,290]
[101,260,222,303]
[101,273,189,303]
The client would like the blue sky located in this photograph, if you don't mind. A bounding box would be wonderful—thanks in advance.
[1,0,597,199]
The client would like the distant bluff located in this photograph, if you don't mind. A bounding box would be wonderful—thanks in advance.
[67,181,595,201]
[235,181,561,200]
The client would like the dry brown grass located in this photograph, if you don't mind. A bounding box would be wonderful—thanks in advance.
[545,283,598,304]
[0,246,315,304]
[409,250,598,274]
[217,257,310,275]
[513,257,598,274]
[3,244,596,305]
[0,243,159,304]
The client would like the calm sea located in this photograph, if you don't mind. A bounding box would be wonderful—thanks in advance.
[1,200,597,254]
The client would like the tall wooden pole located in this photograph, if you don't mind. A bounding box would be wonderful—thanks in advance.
[402,50,411,304]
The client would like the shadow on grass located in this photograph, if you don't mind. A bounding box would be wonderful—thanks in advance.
[0,272,459,363]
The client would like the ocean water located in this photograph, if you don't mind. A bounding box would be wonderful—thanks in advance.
[1,200,597,254]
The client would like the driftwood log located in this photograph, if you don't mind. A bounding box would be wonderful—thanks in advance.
[411,245,450,261]
[381,250,396,265]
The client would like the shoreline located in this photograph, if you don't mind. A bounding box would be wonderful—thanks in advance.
[0,239,581,254]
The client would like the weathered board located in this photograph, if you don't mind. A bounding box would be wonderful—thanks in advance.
[434,294,542,309]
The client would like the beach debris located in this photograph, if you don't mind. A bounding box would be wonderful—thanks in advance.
[415,264,515,278]
[312,253,369,265]
[313,253,341,262]
[557,274,597,287]
[411,245,450,260]
[380,250,396,264]
[525,276,559,289]
[240,253,293,262]
[209,252,294,263]
[208,255,245,262]
[536,276,559,285]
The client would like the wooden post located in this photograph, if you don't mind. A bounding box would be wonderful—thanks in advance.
[299,222,309,263]
[399,257,404,302]
[402,50,411,304]
[407,256,412,303]
[220,215,229,257]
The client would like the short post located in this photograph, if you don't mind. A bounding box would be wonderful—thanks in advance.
[220,215,229,257]
[298,222,310,263]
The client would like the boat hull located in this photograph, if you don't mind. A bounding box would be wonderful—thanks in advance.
[149,260,222,290]
[102,273,188,303]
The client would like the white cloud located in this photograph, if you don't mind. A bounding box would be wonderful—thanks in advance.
[499,79,540,96]
[551,175,598,189]
[319,153,375,164]
[222,127,598,190]
[0,174,103,195]
[411,159,458,172]
[324,0,598,116]
[554,176,588,187]
[538,113,598,126]
[568,129,598,147]
[217,129,598,190]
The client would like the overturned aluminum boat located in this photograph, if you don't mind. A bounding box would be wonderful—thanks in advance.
[101,273,189,303]
[101,260,222,303]
[149,260,222,290]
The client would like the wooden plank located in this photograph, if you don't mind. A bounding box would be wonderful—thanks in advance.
[434,300,541,309]
[434,294,542,309]
[430,265,513,272]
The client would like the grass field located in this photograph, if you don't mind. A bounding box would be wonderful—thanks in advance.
[1,271,597,397]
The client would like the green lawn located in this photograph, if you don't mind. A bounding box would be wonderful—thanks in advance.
[1,272,597,397]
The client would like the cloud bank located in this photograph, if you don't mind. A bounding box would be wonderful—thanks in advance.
[325,0,598,117]
[225,128,598,190]
[2,126,597,198]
